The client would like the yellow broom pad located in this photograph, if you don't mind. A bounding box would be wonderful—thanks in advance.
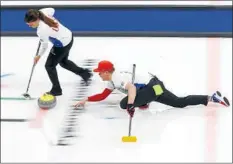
[122,136,137,142]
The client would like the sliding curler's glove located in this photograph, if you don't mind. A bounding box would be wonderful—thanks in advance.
[127,104,135,117]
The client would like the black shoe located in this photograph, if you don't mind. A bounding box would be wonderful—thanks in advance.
[46,90,62,96]
[80,69,93,85]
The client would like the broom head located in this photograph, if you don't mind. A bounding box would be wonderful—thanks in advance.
[122,136,137,142]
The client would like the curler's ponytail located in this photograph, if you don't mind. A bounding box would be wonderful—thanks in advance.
[38,10,58,28]
[38,11,44,21]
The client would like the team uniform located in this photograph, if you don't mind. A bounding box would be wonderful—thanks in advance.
[88,71,212,109]
[36,8,91,95]
[87,61,230,111]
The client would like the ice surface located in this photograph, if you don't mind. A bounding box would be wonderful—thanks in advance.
[1,37,232,162]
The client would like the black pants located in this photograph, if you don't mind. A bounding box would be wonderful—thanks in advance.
[45,36,87,92]
[120,76,209,109]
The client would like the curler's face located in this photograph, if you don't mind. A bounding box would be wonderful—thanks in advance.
[26,19,39,28]
[99,71,111,81]
[25,9,40,28]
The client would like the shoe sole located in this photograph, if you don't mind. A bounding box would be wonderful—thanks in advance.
[216,91,230,107]
[216,91,221,97]
[223,97,230,106]
[48,93,62,96]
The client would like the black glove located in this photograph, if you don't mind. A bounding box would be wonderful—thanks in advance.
[127,104,135,117]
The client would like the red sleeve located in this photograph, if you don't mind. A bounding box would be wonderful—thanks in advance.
[87,88,112,102]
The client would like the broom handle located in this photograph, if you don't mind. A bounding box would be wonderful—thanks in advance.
[132,64,136,83]
[128,116,132,136]
[25,42,41,93]
[128,64,136,137]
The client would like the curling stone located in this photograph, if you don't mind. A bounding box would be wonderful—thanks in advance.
[38,93,57,109]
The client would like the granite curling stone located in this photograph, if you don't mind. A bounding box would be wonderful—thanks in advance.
[38,93,57,109]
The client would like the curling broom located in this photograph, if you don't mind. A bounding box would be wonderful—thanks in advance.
[122,64,137,142]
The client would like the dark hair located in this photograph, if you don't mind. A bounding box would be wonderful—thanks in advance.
[24,9,58,28]
[109,67,115,73]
